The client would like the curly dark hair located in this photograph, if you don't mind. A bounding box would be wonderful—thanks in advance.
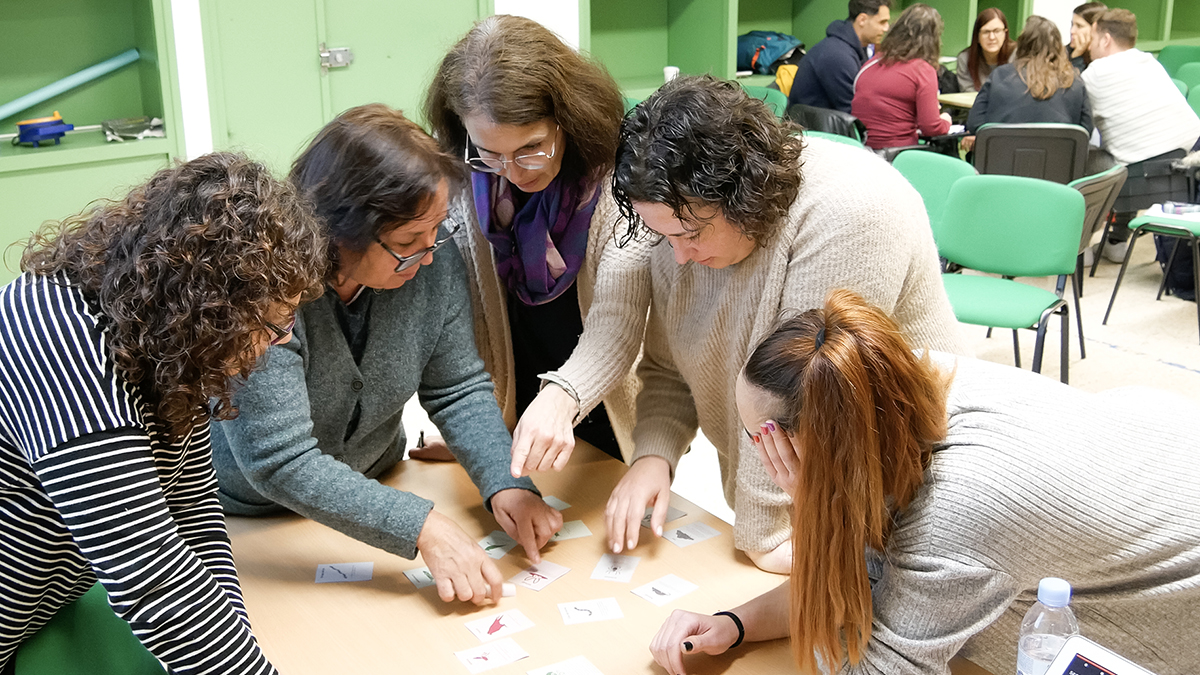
[612,75,803,247]
[879,4,944,68]
[21,152,328,439]
[423,14,624,184]
[290,104,462,278]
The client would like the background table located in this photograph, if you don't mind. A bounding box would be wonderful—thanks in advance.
[938,92,978,109]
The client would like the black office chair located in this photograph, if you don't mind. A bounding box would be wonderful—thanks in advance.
[973,123,1090,184]
[784,103,867,142]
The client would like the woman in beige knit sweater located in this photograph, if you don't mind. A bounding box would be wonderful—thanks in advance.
[424,15,651,465]
[593,75,968,572]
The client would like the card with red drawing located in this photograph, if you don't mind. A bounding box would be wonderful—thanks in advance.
[509,560,570,591]
[464,609,535,643]
[454,637,529,674]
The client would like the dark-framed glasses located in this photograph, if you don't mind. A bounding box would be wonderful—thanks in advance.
[265,316,296,345]
[464,124,560,173]
[376,219,464,273]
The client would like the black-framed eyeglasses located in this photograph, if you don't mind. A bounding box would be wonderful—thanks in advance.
[265,316,296,345]
[464,124,560,173]
[376,219,463,273]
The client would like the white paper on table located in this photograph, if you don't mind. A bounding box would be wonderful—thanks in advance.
[557,597,623,625]
[403,566,436,589]
[314,562,373,583]
[542,495,571,510]
[550,520,592,541]
[663,521,720,548]
[465,609,535,642]
[641,505,687,529]
[478,530,518,559]
[590,553,640,583]
[527,655,605,675]
[631,574,699,607]
[455,637,529,674]
[510,560,571,591]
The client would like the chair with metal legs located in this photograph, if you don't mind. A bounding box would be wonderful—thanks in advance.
[1103,212,1200,343]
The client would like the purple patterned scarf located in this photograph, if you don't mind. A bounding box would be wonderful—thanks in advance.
[472,172,599,306]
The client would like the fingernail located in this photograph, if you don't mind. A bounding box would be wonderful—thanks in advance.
[752,434,761,443]
[655,526,663,536]
[613,543,621,553]
[628,539,636,550]
[502,583,516,597]
[766,421,777,432]
[683,641,694,652]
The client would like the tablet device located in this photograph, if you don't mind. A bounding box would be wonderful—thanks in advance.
[1044,635,1159,675]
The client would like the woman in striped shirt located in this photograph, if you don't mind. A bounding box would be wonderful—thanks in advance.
[0,152,326,673]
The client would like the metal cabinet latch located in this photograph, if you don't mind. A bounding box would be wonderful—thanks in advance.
[319,43,354,72]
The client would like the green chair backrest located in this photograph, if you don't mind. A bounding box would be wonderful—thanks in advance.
[892,150,977,235]
[741,84,788,118]
[1176,63,1200,93]
[803,129,865,148]
[937,174,1086,278]
[1190,87,1200,118]
[1173,77,1189,97]
[1157,47,1200,78]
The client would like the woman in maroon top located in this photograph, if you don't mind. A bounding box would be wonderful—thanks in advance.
[852,3,951,150]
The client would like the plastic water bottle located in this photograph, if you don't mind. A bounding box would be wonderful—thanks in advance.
[1016,578,1079,675]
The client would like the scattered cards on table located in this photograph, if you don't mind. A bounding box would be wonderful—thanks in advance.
[455,637,529,674]
[403,566,436,589]
[558,597,623,625]
[478,531,518,559]
[632,574,699,607]
[314,562,373,583]
[510,560,571,591]
[663,521,720,548]
[590,553,639,583]
[641,505,687,529]
[550,520,592,541]
[527,655,605,675]
[465,609,535,642]
[542,495,571,510]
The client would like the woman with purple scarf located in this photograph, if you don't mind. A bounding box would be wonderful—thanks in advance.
[425,15,652,471]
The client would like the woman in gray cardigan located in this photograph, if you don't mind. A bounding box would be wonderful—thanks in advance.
[211,105,562,606]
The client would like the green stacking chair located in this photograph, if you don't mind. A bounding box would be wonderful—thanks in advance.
[14,583,165,675]
[892,150,977,237]
[622,96,642,114]
[1176,63,1200,95]
[1157,47,1200,78]
[803,129,866,148]
[1103,212,1200,343]
[1190,87,1200,118]
[1173,78,1189,97]
[937,175,1086,383]
[741,84,789,118]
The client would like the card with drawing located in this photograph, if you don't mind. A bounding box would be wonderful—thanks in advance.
[641,505,687,529]
[663,521,720,548]
[455,637,529,674]
[403,566,436,589]
[557,597,623,625]
[509,560,570,591]
[550,520,592,541]
[589,553,639,583]
[314,562,373,583]
[464,609,535,642]
[631,574,699,607]
[542,495,571,511]
[478,531,518,559]
[526,655,605,675]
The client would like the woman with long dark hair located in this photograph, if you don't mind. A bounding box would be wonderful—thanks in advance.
[0,153,327,672]
[957,7,1017,92]
[1069,2,1108,71]
[650,289,1200,675]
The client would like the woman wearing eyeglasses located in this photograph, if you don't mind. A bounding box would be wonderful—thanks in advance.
[425,15,652,475]
[956,8,1017,93]
[211,105,562,606]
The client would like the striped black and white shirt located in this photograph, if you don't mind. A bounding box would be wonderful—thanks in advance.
[0,273,276,674]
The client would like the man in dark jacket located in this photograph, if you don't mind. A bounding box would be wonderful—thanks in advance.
[787,0,892,113]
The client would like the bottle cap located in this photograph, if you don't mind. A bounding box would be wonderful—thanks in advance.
[1037,577,1072,607]
[502,583,516,597]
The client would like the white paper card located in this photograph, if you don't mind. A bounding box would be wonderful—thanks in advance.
[478,531,518,559]
[527,655,605,675]
[510,560,571,591]
[550,520,592,541]
[315,562,373,583]
[465,609,535,642]
[403,566,436,589]
[542,495,571,510]
[455,637,529,674]
[590,553,639,583]
[632,574,699,607]
[557,597,623,625]
[663,521,720,548]
[641,505,687,529]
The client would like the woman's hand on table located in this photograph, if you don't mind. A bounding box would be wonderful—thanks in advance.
[510,384,579,477]
[650,609,740,675]
[416,509,504,604]
[605,456,672,553]
[491,488,563,563]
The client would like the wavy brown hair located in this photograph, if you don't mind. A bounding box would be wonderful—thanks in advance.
[879,3,944,68]
[612,75,803,246]
[21,152,327,438]
[742,289,950,673]
[424,14,624,184]
[1015,16,1077,99]
[966,8,1017,89]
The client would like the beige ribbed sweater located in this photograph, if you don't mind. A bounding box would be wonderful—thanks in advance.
[450,182,652,460]
[624,138,967,552]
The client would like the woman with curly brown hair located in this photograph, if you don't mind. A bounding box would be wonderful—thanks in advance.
[591,75,963,573]
[651,289,1200,675]
[211,104,562,606]
[424,14,652,473]
[0,152,326,673]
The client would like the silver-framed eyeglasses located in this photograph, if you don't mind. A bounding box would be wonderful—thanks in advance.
[265,316,296,345]
[376,219,463,273]
[464,124,560,173]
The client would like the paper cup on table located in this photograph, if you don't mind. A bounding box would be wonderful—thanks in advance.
[663,66,680,82]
